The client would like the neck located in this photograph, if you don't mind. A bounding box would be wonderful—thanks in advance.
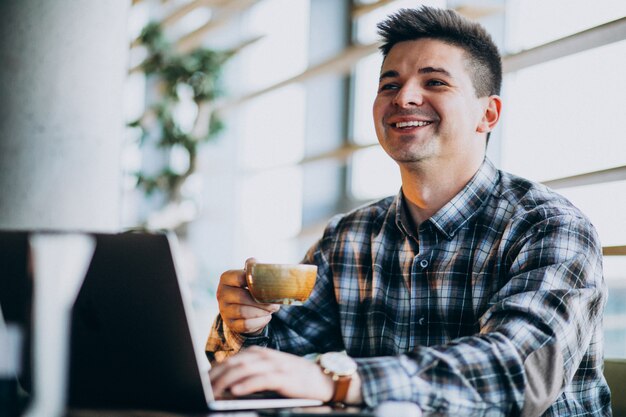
[400,156,484,225]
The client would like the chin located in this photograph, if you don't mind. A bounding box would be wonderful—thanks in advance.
[387,145,434,163]
[389,152,429,165]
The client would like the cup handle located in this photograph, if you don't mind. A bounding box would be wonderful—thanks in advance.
[244,264,251,289]
[243,258,257,289]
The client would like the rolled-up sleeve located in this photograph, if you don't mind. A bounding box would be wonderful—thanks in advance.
[205,314,271,363]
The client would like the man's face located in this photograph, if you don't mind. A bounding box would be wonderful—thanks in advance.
[373,38,493,168]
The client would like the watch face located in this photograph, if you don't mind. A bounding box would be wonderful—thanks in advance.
[320,352,357,376]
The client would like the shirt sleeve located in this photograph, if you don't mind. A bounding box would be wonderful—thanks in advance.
[355,213,607,416]
[205,313,271,363]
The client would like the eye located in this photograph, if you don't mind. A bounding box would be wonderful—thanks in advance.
[426,79,446,87]
[378,83,399,93]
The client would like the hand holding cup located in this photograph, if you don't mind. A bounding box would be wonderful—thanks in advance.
[216,259,317,336]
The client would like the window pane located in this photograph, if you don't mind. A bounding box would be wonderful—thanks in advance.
[239,0,309,92]
[305,74,347,156]
[350,146,400,200]
[604,256,626,358]
[555,181,626,247]
[352,53,381,145]
[505,0,626,53]
[238,166,303,258]
[500,40,626,182]
[238,84,306,170]
[302,160,345,227]
[354,0,447,45]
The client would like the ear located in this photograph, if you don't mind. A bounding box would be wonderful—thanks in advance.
[477,95,502,134]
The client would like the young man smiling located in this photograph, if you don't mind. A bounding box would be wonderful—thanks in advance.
[207,6,611,416]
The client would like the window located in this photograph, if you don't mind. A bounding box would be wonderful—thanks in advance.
[557,181,626,247]
[505,0,626,53]
[499,2,626,358]
[239,0,309,92]
[350,146,400,200]
[353,0,446,45]
[351,53,381,146]
[603,256,626,358]
[500,40,626,182]
[238,85,307,170]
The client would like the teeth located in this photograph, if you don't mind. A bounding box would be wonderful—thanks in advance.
[395,120,431,128]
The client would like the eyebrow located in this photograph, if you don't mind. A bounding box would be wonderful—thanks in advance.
[379,70,398,82]
[379,66,453,82]
[419,66,452,77]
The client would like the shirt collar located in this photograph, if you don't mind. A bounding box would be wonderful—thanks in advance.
[430,158,499,239]
[394,158,499,240]
[394,189,415,239]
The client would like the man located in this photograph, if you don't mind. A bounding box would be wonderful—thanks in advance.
[207,6,611,416]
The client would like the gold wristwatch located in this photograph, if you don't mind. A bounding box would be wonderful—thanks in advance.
[317,352,358,404]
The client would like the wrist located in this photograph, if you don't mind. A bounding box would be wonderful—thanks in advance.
[241,328,263,337]
[318,367,336,403]
[240,325,270,345]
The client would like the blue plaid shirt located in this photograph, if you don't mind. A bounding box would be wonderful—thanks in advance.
[207,159,611,416]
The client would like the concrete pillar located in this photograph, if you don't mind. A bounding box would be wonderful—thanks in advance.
[0,1,129,231]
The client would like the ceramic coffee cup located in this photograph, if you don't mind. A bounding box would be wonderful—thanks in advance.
[245,263,317,305]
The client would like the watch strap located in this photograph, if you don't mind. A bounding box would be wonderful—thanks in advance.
[330,374,352,403]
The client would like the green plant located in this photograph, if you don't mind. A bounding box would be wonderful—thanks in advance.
[130,22,233,203]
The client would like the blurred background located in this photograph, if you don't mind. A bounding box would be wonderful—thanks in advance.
[1,0,626,358]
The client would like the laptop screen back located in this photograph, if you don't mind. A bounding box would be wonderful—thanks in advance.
[68,232,211,412]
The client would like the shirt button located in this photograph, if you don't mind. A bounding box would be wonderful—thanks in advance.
[418,317,426,326]
[419,259,429,268]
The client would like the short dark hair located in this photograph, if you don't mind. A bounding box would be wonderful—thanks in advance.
[377,6,502,97]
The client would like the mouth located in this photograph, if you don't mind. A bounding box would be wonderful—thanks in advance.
[393,120,432,129]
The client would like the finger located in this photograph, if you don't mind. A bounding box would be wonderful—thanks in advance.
[223,304,276,320]
[219,269,247,288]
[219,304,275,331]
[230,373,318,400]
[208,347,270,380]
[218,285,257,306]
[218,287,280,314]
[219,302,272,328]
[210,351,276,397]
[226,315,272,334]
[229,374,283,397]
[208,362,229,386]
[208,350,253,382]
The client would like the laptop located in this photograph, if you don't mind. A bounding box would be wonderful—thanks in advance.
[68,231,323,412]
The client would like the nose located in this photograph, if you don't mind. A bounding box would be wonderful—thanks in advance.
[392,82,423,108]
